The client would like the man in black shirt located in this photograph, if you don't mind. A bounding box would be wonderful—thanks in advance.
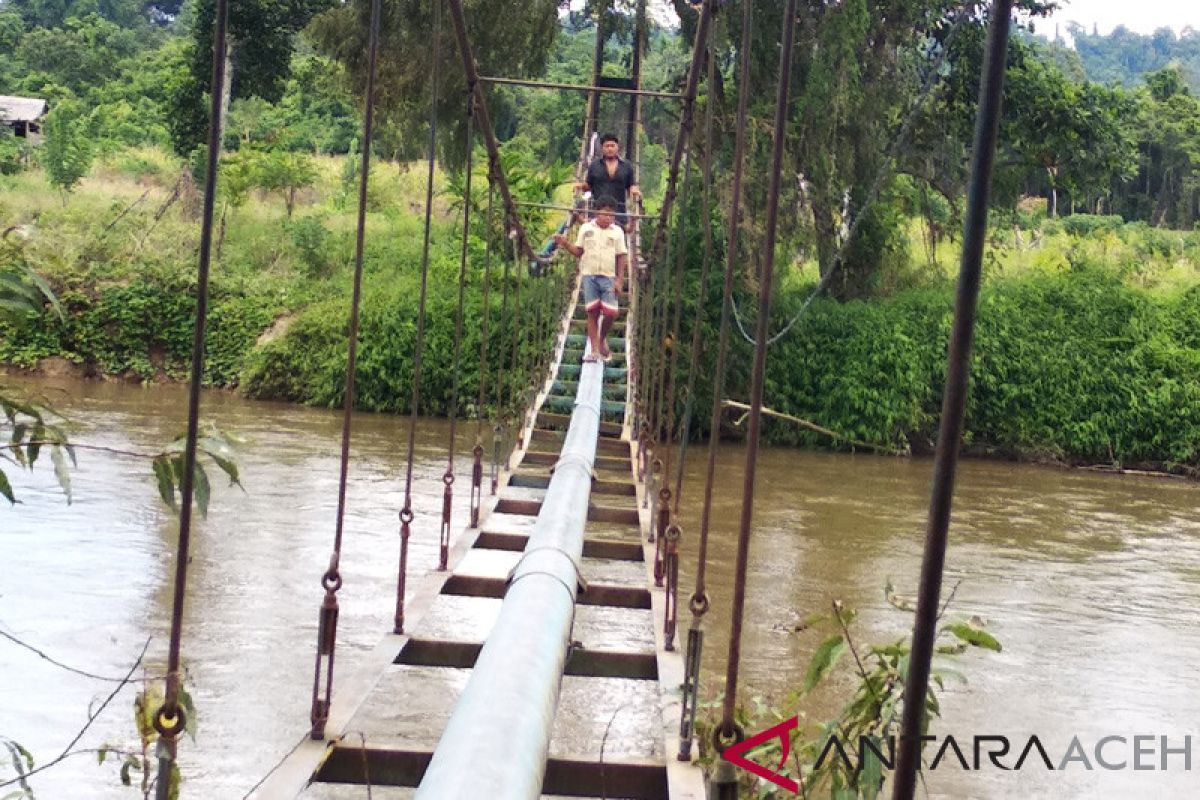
[578,133,642,231]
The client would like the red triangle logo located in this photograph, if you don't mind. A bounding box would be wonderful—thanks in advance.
[720,715,800,794]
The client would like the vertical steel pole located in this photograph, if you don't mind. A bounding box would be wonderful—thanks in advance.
[891,3,1013,798]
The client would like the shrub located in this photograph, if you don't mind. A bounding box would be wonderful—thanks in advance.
[1059,213,1124,237]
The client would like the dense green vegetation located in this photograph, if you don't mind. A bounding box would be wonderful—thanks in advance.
[2,0,1200,472]
[0,150,567,420]
[1063,25,1200,92]
[652,180,1200,472]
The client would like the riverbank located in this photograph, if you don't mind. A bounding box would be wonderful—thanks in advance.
[3,151,1200,472]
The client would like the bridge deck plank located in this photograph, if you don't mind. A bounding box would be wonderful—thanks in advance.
[408,594,657,652]
[344,668,664,762]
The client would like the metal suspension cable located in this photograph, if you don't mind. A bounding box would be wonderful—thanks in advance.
[668,23,717,756]
[684,0,754,766]
[153,0,229,786]
[893,3,1012,797]
[647,0,714,266]
[660,149,692,485]
[473,183,494,520]
[441,90,475,567]
[445,0,535,261]
[491,201,512,495]
[648,190,673,446]
[729,2,975,349]
[657,147,693,645]
[535,263,549,377]
[629,0,649,465]
[309,0,383,737]
[507,234,525,448]
[643,197,670,537]
[672,21,716,518]
[716,0,798,749]
[396,0,441,635]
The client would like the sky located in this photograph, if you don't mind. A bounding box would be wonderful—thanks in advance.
[1021,0,1194,38]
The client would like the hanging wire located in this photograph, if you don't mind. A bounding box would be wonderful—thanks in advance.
[673,20,717,519]
[729,2,975,348]
[893,3,1012,796]
[507,233,525,448]
[440,86,475,569]
[716,0,798,749]
[646,0,714,266]
[153,0,229,784]
[675,12,719,760]
[492,195,512,494]
[307,0,383,740]
[473,182,495,519]
[396,0,441,634]
[645,217,669,537]
[661,148,692,481]
[658,147,693,644]
[445,0,534,262]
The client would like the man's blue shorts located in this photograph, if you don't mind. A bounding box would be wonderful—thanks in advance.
[583,275,619,317]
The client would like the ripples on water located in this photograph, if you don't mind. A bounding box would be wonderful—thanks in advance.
[2,377,1199,798]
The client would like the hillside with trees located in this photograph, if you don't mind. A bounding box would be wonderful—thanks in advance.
[1066,24,1200,92]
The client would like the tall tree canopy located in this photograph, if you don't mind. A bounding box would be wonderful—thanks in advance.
[683,0,1056,298]
[166,0,335,154]
[307,0,561,166]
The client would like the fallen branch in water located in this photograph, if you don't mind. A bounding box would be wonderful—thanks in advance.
[721,400,908,456]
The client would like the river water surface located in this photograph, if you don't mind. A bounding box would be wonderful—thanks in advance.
[2,375,1198,799]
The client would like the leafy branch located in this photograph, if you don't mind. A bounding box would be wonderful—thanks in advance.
[696,582,1002,799]
[0,391,242,516]
[0,639,150,792]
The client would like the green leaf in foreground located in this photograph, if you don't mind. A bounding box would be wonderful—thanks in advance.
[152,455,176,511]
[943,622,1002,652]
[804,633,847,693]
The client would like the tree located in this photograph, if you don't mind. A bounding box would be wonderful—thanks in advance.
[41,100,95,197]
[1133,68,1200,227]
[1070,23,1200,93]
[253,149,317,217]
[13,13,143,99]
[1000,45,1138,216]
[166,0,336,155]
[307,0,561,169]
[701,0,1056,299]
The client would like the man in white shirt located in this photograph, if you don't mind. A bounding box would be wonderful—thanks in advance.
[553,198,628,362]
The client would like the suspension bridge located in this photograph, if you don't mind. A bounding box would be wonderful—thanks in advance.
[143,0,1016,797]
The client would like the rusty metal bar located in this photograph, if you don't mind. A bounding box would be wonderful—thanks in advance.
[479,74,682,100]
[694,0,750,623]
[514,200,656,220]
[718,0,798,741]
[892,3,1013,798]
[396,0,441,635]
[445,0,535,261]
[153,0,229,787]
[308,0,383,739]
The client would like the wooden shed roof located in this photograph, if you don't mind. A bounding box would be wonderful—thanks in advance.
[0,96,48,124]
